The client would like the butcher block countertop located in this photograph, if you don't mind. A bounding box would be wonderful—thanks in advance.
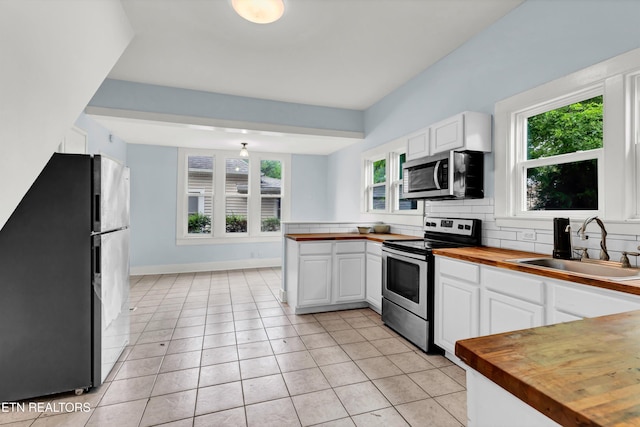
[456,310,640,427]
[432,246,640,296]
[285,233,418,243]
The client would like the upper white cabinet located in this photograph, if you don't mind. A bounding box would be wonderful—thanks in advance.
[406,128,430,160]
[430,111,491,154]
[58,126,87,154]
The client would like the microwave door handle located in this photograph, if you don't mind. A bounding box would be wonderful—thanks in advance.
[433,160,442,190]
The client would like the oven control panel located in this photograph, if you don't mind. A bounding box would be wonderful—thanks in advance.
[424,217,477,236]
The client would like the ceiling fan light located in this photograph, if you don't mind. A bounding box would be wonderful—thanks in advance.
[239,142,249,157]
[232,0,285,24]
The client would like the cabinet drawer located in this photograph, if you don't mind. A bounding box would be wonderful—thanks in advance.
[439,257,479,284]
[552,281,640,318]
[336,241,365,254]
[366,242,382,256]
[482,267,544,304]
[299,242,332,255]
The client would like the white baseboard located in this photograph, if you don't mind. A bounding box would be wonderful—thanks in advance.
[130,257,282,276]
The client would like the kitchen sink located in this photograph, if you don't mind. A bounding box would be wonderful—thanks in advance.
[507,257,640,281]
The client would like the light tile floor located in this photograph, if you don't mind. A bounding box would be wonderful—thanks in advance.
[0,268,467,427]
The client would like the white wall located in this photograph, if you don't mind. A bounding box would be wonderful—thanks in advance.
[0,0,133,230]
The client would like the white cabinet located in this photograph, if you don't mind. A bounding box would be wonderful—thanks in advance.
[335,253,365,302]
[406,128,430,160]
[286,239,368,313]
[365,242,382,313]
[299,255,332,306]
[57,126,87,154]
[435,257,481,356]
[467,368,561,427]
[481,267,545,335]
[430,112,491,154]
[547,279,640,324]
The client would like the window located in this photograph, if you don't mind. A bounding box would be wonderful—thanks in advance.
[518,93,603,214]
[177,149,290,244]
[362,138,420,220]
[395,153,418,211]
[186,155,213,235]
[260,160,282,232]
[367,157,387,211]
[494,47,640,233]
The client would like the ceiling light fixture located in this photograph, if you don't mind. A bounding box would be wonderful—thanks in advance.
[239,142,249,157]
[231,0,285,24]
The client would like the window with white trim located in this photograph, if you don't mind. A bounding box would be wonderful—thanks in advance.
[363,141,419,216]
[494,48,640,233]
[177,148,290,244]
[517,91,603,215]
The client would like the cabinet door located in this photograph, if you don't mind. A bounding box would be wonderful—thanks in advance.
[430,114,464,154]
[435,275,480,355]
[481,290,544,336]
[406,130,429,160]
[335,253,365,303]
[365,253,382,311]
[547,279,640,324]
[299,255,332,306]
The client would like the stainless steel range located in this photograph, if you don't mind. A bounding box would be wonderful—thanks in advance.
[382,217,481,353]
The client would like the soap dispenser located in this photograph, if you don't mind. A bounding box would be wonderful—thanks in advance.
[552,217,572,259]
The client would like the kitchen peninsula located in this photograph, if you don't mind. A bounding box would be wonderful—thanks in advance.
[433,246,640,426]
[456,310,640,427]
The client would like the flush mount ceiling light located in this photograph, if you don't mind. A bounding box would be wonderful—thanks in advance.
[231,0,285,24]
[239,142,249,157]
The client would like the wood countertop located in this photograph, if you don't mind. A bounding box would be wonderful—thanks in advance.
[285,233,419,243]
[456,310,640,427]
[432,246,640,296]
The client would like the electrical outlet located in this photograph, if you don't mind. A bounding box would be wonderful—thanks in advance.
[522,231,536,241]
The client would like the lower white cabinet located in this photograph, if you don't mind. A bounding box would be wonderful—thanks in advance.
[365,242,382,312]
[481,290,545,335]
[434,255,640,362]
[335,253,365,303]
[547,279,640,323]
[481,267,545,335]
[286,239,369,313]
[434,257,480,356]
[299,255,332,306]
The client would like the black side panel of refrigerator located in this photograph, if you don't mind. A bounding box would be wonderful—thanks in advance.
[0,153,93,402]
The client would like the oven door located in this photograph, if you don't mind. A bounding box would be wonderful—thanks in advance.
[382,247,428,319]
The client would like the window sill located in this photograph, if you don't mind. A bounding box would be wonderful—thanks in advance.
[176,235,283,246]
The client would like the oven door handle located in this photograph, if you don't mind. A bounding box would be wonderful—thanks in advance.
[382,246,427,262]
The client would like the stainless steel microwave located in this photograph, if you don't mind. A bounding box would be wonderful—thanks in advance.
[402,150,484,200]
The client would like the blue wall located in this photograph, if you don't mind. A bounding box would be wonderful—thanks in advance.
[328,0,640,220]
[127,144,287,268]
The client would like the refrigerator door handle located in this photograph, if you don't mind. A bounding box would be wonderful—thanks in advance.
[94,245,101,275]
[94,194,101,224]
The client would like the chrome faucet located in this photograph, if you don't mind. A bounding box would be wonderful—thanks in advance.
[576,216,609,261]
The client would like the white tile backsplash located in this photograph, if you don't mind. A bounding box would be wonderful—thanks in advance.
[424,198,640,267]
